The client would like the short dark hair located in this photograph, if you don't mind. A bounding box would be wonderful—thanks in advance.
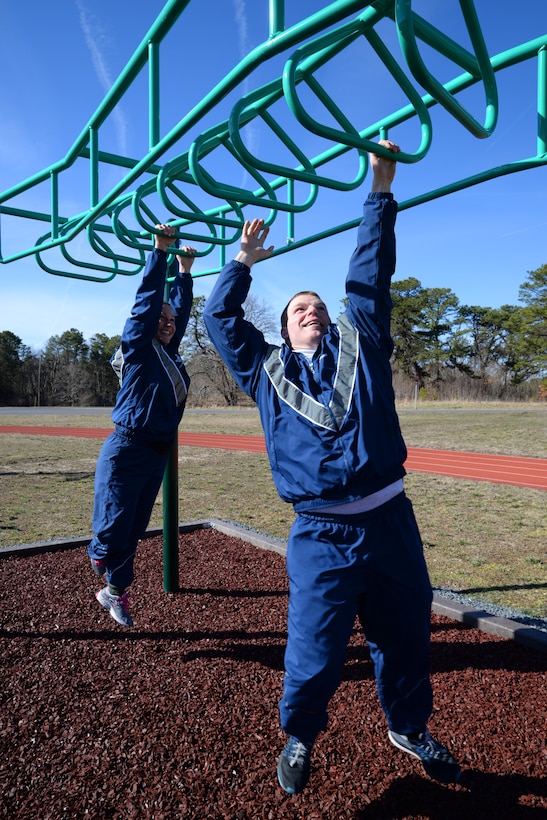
[280,291,322,330]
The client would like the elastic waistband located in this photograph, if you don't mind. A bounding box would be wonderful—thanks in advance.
[300,489,406,525]
[317,478,404,515]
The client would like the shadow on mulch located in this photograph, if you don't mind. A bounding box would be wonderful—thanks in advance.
[1,527,546,819]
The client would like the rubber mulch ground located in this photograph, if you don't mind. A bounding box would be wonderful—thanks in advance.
[1,528,546,820]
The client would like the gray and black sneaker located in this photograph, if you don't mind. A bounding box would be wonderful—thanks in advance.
[277,736,313,794]
[95,587,133,627]
[388,729,461,784]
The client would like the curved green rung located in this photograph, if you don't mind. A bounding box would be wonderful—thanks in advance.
[109,188,234,259]
[282,16,431,163]
[35,230,119,282]
[161,152,306,248]
[109,196,222,259]
[188,126,319,214]
[42,214,144,277]
[129,185,243,250]
[158,145,264,232]
[109,189,190,252]
[133,193,235,251]
[156,158,248,229]
[108,194,180,254]
[86,220,147,268]
[157,174,247,237]
[157,157,253,242]
[109,197,153,251]
[188,130,282,213]
[189,79,316,196]
[395,0,498,138]
[229,82,369,190]
[60,229,144,277]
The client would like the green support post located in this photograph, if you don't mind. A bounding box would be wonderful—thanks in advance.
[538,45,547,156]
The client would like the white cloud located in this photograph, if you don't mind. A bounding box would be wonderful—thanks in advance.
[232,0,250,64]
[75,0,128,156]
[231,0,262,190]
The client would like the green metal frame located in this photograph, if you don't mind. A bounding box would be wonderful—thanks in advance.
[1,0,546,276]
[1,0,545,589]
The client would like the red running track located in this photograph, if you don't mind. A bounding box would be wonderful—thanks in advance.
[1,426,546,491]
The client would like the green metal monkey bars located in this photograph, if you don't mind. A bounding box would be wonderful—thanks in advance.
[1,0,546,279]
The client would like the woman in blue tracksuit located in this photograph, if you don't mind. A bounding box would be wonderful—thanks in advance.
[203,142,461,793]
[88,224,194,628]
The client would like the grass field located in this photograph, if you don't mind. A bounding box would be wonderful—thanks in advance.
[0,403,545,619]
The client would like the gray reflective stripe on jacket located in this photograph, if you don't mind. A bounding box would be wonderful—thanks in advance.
[262,314,358,432]
[152,339,187,406]
[111,341,187,404]
[111,346,124,385]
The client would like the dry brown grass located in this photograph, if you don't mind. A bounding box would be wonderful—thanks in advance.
[0,405,545,617]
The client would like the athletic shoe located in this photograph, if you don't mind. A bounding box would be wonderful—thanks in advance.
[90,557,106,576]
[277,736,313,794]
[95,587,133,627]
[388,729,461,784]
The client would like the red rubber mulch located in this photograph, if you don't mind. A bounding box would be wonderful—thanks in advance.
[1,527,546,819]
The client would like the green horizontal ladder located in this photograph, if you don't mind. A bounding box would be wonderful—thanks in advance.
[0,0,545,281]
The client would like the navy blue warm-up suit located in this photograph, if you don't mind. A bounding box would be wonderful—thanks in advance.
[204,193,433,746]
[88,248,192,592]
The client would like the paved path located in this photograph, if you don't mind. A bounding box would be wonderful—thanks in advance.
[1,426,546,490]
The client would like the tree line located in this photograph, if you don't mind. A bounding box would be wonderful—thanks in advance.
[1,264,545,407]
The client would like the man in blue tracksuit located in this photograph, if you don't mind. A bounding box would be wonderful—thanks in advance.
[88,224,194,628]
[204,142,461,793]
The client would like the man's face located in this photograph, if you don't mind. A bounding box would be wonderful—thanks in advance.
[156,305,176,345]
[281,294,331,351]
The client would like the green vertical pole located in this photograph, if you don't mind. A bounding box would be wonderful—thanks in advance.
[269,0,284,37]
[538,46,547,156]
[287,178,295,242]
[89,127,99,206]
[149,40,160,150]
[50,171,59,239]
[162,259,179,592]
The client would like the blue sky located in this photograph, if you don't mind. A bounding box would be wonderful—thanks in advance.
[1,0,546,351]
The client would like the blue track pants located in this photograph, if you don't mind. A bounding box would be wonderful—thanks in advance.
[279,492,433,744]
[87,431,169,590]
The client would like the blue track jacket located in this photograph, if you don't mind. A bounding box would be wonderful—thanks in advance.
[204,193,407,512]
[111,249,192,445]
